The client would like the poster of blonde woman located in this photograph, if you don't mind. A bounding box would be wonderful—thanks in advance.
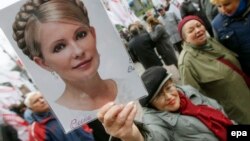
[0,0,147,132]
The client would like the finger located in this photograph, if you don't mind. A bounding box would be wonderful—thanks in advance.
[103,104,124,127]
[116,101,135,125]
[126,103,137,126]
[97,102,115,123]
[114,104,138,139]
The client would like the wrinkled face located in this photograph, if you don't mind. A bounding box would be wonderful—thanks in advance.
[182,20,207,47]
[30,93,49,113]
[34,21,99,83]
[216,0,240,16]
[151,80,180,112]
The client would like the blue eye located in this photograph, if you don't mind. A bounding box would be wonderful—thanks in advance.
[76,31,87,40]
[53,43,65,53]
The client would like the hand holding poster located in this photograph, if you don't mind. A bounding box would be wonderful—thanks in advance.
[0,0,147,133]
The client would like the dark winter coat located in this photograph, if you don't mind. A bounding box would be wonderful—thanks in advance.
[128,32,163,69]
[149,24,178,66]
[212,0,250,76]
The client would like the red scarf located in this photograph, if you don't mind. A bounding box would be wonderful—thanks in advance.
[178,92,233,141]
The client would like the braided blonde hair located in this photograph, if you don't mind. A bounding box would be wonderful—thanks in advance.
[12,0,89,60]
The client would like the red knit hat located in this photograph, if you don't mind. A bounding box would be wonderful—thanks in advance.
[178,15,205,39]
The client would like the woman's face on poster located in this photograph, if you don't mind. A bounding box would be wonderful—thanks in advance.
[34,21,100,83]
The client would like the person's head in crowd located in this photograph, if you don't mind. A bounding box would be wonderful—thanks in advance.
[140,66,180,112]
[9,103,26,117]
[156,4,166,16]
[24,91,49,113]
[134,21,145,31]
[146,16,161,30]
[146,10,153,17]
[128,24,140,37]
[119,27,130,42]
[19,84,31,96]
[128,22,145,37]
[210,0,241,16]
[13,0,117,111]
[178,15,207,47]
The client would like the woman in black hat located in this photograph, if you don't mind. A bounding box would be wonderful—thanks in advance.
[98,66,233,141]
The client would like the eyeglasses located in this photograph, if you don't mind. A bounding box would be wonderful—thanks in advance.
[153,83,176,102]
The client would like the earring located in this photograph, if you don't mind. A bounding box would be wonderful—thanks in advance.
[51,71,59,79]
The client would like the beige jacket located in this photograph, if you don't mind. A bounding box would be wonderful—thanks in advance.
[178,38,250,124]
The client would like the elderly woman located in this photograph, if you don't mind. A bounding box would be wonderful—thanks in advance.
[98,66,233,141]
[178,15,250,124]
[211,0,250,76]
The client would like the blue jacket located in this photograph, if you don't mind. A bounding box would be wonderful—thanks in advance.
[212,0,250,76]
[30,112,95,141]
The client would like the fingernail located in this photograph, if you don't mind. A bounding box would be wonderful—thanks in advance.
[109,102,115,106]
[127,101,134,106]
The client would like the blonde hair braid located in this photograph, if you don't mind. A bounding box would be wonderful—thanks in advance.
[12,0,89,60]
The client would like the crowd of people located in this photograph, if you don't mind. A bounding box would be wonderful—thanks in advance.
[1,0,250,141]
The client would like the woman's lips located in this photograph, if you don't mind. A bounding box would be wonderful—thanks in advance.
[196,32,204,38]
[196,33,206,40]
[72,58,92,69]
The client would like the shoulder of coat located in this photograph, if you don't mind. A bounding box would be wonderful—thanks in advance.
[178,49,189,66]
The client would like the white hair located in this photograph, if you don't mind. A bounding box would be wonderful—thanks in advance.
[24,91,40,108]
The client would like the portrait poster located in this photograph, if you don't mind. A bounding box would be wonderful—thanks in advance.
[0,0,148,133]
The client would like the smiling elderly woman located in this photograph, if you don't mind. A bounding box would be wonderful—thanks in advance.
[177,15,250,124]
[98,66,233,141]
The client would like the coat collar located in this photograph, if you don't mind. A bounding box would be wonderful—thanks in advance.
[182,38,237,59]
[32,111,53,124]
[144,108,179,126]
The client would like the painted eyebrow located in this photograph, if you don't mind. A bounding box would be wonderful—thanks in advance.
[74,26,89,36]
[53,26,86,42]
[74,27,82,36]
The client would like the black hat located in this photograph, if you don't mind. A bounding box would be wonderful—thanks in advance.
[139,66,172,107]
